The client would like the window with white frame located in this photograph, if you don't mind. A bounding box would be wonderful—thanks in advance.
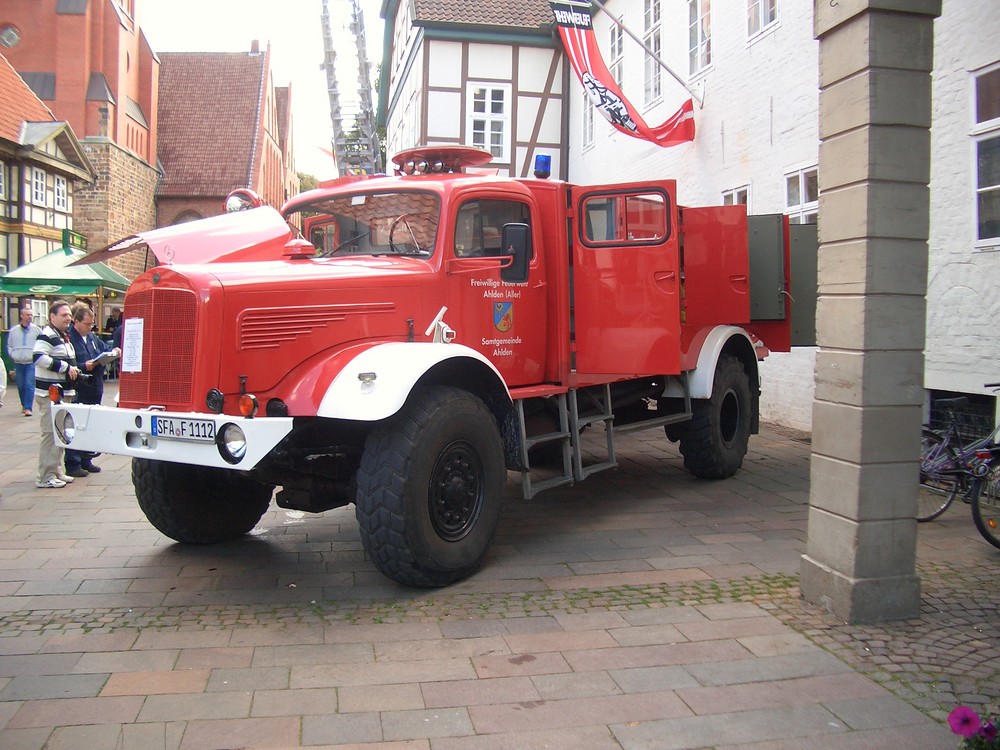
[391,0,414,86]
[0,160,6,199]
[31,167,46,206]
[644,0,662,105]
[723,185,750,209]
[29,298,47,322]
[785,167,818,224]
[609,18,624,86]
[582,90,595,148]
[974,64,1000,244]
[54,175,68,211]
[747,0,777,38]
[688,0,711,76]
[468,84,510,161]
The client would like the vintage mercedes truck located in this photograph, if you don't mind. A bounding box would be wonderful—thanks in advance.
[52,146,814,587]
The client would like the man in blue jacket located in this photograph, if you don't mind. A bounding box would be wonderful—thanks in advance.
[65,302,120,477]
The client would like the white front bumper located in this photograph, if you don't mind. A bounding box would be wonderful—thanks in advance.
[51,403,294,470]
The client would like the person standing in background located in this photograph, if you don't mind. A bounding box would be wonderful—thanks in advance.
[112,309,124,350]
[65,302,119,476]
[7,306,42,416]
[33,300,80,489]
[105,306,121,335]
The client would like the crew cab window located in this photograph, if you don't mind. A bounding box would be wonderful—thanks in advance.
[296,190,441,257]
[580,190,670,245]
[454,199,532,257]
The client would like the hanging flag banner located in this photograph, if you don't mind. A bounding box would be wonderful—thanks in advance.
[549,0,695,147]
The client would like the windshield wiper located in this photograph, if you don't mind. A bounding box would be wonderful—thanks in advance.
[322,230,372,256]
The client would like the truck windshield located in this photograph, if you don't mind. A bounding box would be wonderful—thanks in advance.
[295,190,441,257]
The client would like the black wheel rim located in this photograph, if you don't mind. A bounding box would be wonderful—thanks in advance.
[428,439,484,541]
[720,388,741,446]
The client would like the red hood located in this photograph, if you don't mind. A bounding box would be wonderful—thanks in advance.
[71,207,293,267]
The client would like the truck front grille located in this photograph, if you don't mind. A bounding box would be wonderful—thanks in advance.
[119,288,197,406]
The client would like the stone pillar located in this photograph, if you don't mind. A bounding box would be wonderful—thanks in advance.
[801,0,941,623]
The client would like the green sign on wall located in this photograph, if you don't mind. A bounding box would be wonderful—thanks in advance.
[62,228,87,251]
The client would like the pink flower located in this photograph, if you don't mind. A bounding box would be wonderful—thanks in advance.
[982,721,998,742]
[949,706,983,738]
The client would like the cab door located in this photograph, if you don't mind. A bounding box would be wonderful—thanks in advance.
[446,195,547,386]
[572,183,681,377]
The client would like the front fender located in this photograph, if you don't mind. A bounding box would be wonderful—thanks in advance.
[664,326,757,399]
[317,342,509,420]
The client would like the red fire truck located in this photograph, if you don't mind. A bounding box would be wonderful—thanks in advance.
[53,146,813,587]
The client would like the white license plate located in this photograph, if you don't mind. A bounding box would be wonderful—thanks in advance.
[151,416,216,442]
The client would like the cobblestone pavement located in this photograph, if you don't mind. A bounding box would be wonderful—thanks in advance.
[0,391,996,749]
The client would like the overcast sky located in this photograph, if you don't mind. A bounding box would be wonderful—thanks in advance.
[136,0,385,179]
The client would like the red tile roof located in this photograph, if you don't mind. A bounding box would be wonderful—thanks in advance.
[412,0,554,30]
[0,53,55,143]
[157,50,267,196]
[275,85,290,152]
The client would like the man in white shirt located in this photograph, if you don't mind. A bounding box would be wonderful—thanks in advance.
[7,306,42,416]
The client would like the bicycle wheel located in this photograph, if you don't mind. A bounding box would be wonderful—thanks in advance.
[918,428,961,522]
[972,476,1000,549]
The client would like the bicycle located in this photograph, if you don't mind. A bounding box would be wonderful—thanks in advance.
[918,385,1000,522]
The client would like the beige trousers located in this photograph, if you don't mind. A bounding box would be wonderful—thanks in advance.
[35,394,64,482]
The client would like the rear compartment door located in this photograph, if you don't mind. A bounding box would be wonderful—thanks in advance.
[680,206,751,327]
[572,183,681,377]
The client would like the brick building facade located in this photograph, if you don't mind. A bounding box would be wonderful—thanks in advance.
[0,0,159,283]
[75,140,158,279]
[156,43,296,227]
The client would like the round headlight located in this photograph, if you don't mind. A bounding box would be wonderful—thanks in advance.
[54,410,75,444]
[217,423,247,464]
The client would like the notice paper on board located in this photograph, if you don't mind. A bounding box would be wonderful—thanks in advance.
[121,318,144,373]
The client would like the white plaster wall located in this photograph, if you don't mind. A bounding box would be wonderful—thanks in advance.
[925,1,1000,399]
[569,0,818,212]
[759,348,817,432]
[426,90,462,141]
[429,41,463,88]
[426,41,464,143]
[519,46,562,95]
[468,43,513,80]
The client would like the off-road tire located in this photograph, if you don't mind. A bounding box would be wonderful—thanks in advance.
[132,458,273,544]
[971,481,1000,550]
[355,386,505,587]
[676,354,752,479]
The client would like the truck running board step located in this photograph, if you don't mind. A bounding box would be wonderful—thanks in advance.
[570,384,617,481]
[516,385,618,500]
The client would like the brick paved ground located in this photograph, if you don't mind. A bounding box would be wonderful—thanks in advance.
[0,388,996,749]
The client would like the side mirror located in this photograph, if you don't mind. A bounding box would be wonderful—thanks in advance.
[224,188,264,213]
[500,223,530,284]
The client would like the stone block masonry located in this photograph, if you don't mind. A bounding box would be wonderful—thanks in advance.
[75,139,160,281]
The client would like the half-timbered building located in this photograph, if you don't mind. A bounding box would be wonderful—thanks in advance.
[379,0,566,178]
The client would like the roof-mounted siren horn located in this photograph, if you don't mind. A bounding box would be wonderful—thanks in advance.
[390,146,494,175]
